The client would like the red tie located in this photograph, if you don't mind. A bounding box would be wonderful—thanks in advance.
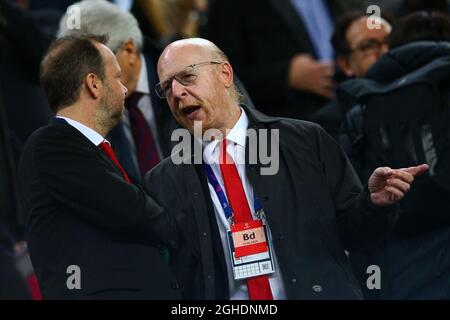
[125,92,160,177]
[99,141,131,183]
[219,139,273,300]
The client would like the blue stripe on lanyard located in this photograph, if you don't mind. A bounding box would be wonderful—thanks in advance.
[203,163,262,222]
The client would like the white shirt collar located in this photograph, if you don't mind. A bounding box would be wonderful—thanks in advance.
[57,116,106,146]
[202,107,249,163]
[135,54,150,95]
[226,107,249,148]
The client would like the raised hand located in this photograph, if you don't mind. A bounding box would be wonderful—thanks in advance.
[368,164,429,206]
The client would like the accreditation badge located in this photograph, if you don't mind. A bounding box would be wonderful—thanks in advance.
[227,220,275,280]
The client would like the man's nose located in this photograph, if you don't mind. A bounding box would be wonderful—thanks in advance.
[171,78,187,98]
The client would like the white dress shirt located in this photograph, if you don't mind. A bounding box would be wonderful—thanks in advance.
[122,54,163,175]
[202,108,287,300]
[57,116,106,146]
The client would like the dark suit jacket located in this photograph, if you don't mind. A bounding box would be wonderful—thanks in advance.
[203,0,364,120]
[144,105,398,299]
[107,39,179,182]
[18,118,182,299]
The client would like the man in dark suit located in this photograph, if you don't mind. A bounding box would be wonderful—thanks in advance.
[18,34,181,299]
[143,38,428,299]
[58,0,178,182]
[203,0,367,120]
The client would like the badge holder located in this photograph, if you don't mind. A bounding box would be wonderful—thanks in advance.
[227,220,275,280]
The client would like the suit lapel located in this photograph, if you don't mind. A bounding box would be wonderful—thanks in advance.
[244,120,283,239]
[52,117,128,180]
[194,163,230,295]
[268,0,316,55]
[244,109,344,267]
[181,162,218,298]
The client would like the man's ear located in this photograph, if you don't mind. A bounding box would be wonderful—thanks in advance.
[85,73,102,99]
[337,56,354,77]
[117,39,138,66]
[220,62,234,88]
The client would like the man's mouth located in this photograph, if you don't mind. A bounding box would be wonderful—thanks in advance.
[181,105,201,120]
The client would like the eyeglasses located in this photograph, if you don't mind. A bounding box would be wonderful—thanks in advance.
[155,61,222,99]
[351,38,387,56]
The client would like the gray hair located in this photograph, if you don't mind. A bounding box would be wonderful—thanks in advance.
[57,0,143,53]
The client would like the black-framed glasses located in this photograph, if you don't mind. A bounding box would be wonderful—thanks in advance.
[155,61,222,99]
[351,38,387,55]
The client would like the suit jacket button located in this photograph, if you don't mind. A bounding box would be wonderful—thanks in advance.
[202,232,207,237]
[291,278,297,284]
[312,285,323,293]
[207,275,212,280]
[278,234,285,240]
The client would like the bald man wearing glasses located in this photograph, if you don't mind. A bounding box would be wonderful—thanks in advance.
[144,38,428,300]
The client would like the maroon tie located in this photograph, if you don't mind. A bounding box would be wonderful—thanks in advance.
[99,141,131,183]
[125,92,160,177]
[219,139,274,300]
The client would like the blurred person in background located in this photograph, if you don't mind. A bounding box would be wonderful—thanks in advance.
[338,11,450,299]
[27,0,77,12]
[0,1,60,298]
[202,0,367,121]
[0,0,55,166]
[0,83,34,299]
[0,222,30,299]
[59,0,178,182]
[132,0,208,45]
[371,0,450,17]
[310,12,392,143]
